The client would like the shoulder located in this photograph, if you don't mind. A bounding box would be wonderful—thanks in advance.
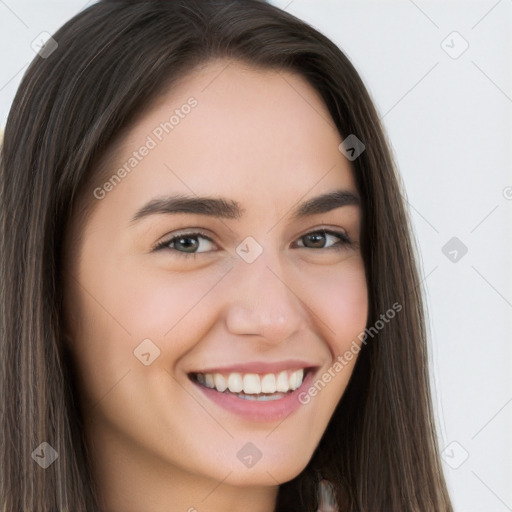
[317,479,339,512]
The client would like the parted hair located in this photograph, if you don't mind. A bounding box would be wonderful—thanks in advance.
[0,1,453,510]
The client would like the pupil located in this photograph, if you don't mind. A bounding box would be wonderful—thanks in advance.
[307,233,325,248]
[178,236,198,252]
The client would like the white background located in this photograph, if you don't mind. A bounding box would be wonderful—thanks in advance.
[1,1,511,510]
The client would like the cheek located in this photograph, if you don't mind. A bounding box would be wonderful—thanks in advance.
[108,259,230,352]
[305,260,368,354]
[110,253,368,359]
[292,263,367,433]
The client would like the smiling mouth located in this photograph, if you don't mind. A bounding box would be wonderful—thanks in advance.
[188,368,312,401]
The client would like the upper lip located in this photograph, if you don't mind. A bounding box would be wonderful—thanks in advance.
[189,359,320,375]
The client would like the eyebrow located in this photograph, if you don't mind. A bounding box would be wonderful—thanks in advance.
[129,189,360,225]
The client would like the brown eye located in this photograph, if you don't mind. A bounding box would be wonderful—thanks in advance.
[296,229,352,250]
[153,231,217,256]
[153,228,353,259]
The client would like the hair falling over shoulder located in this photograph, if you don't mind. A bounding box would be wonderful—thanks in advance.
[0,1,453,510]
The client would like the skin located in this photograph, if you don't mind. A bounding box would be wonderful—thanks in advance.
[62,59,368,512]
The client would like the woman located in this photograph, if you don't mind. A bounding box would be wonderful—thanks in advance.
[0,0,453,510]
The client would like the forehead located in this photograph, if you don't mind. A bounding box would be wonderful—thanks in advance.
[91,59,358,221]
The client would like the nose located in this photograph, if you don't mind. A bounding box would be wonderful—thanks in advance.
[223,249,307,344]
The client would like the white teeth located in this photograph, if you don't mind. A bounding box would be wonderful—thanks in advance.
[204,374,215,389]
[261,374,276,393]
[195,368,306,395]
[214,373,228,392]
[243,374,262,394]
[289,369,304,390]
[227,373,243,393]
[276,371,289,392]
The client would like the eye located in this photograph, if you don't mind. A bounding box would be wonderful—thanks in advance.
[294,229,352,251]
[152,228,353,257]
[153,230,217,257]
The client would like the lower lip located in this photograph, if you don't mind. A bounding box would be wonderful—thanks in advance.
[190,369,316,422]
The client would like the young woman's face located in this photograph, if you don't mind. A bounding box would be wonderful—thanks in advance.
[63,59,368,505]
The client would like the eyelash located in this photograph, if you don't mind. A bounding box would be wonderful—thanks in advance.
[153,228,353,258]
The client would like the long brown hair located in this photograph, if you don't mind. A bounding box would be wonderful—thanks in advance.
[0,0,453,510]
